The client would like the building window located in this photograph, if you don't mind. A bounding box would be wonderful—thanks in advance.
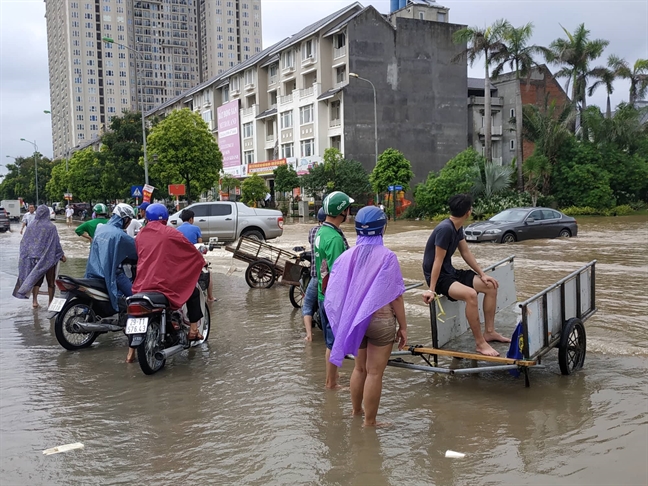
[300,138,314,157]
[231,76,240,91]
[419,12,424,20]
[510,108,516,119]
[510,139,516,151]
[330,100,341,121]
[243,122,254,139]
[244,150,254,165]
[269,64,278,78]
[244,69,253,86]
[280,110,293,129]
[336,65,346,84]
[281,142,294,158]
[282,50,294,70]
[437,12,446,22]
[299,104,313,125]
[302,39,314,61]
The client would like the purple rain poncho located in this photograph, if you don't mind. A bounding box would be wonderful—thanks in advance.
[13,205,64,299]
[324,235,405,367]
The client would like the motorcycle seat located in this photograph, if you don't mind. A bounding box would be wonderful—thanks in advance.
[59,275,108,292]
[130,292,168,306]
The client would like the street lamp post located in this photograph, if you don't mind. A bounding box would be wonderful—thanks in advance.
[103,36,149,185]
[20,138,39,204]
[349,73,379,202]
[44,110,71,196]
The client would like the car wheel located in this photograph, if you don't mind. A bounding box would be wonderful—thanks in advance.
[241,229,264,242]
[501,232,516,244]
[559,229,572,238]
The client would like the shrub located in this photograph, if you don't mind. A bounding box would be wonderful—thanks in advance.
[604,205,633,216]
[431,213,450,222]
[561,206,600,216]
[401,204,425,220]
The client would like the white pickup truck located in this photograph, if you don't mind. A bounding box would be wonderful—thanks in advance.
[168,201,284,245]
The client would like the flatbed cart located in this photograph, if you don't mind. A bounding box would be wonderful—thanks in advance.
[225,237,303,289]
[388,256,597,387]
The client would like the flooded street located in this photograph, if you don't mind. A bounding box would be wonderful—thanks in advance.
[1,215,646,485]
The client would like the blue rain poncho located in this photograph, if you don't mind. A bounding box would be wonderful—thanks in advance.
[85,215,137,311]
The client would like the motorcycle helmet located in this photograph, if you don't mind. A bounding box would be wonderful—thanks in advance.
[317,207,326,222]
[145,203,169,222]
[112,203,135,220]
[195,243,208,255]
[138,201,150,212]
[322,191,354,217]
[93,203,108,215]
[355,206,387,236]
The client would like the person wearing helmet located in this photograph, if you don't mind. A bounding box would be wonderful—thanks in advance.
[315,191,353,389]
[137,202,150,222]
[302,207,327,341]
[132,203,206,344]
[324,206,407,426]
[84,202,138,358]
[75,203,109,242]
[122,203,142,237]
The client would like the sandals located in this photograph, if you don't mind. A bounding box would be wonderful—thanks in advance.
[188,328,204,341]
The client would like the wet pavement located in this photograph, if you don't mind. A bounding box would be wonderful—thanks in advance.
[0,215,646,485]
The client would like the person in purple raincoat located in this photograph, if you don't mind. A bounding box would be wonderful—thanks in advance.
[324,206,407,427]
[13,205,67,307]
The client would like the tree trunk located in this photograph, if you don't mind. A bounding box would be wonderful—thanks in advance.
[186,175,191,204]
[606,94,611,119]
[629,80,636,106]
[484,60,492,163]
[515,72,524,191]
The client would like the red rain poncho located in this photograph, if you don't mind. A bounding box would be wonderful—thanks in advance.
[132,221,205,309]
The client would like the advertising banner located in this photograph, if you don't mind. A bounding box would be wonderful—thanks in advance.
[217,99,241,168]
[168,184,186,196]
[291,156,322,175]
[142,184,155,203]
[247,158,287,176]
[223,164,247,178]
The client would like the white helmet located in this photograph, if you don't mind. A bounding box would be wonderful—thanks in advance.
[112,203,135,220]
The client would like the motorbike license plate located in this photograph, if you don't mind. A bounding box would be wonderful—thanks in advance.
[125,317,149,334]
[465,235,477,241]
[48,298,67,312]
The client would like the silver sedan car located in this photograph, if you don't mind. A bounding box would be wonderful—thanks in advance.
[464,207,578,244]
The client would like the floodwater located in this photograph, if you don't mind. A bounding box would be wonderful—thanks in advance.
[0,215,646,485]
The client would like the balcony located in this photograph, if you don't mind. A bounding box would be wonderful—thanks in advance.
[301,55,316,67]
[469,96,504,106]
[279,93,293,105]
[333,46,346,59]
[282,64,295,74]
[266,134,275,142]
[245,82,255,91]
[269,74,277,85]
[492,156,503,165]
[479,125,503,136]
[240,104,258,118]
[300,86,314,99]
[329,118,341,128]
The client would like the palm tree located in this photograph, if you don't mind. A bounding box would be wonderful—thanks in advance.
[588,65,616,118]
[453,19,510,163]
[549,24,609,128]
[608,56,648,105]
[492,22,549,190]
[523,95,576,168]
[472,162,513,200]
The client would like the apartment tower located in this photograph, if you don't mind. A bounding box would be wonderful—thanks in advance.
[45,0,262,158]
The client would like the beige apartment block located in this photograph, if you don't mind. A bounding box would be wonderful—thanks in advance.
[45,0,262,159]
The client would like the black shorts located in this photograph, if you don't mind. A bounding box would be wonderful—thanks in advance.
[435,269,476,302]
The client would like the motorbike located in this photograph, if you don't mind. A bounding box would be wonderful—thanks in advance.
[289,247,321,329]
[125,264,211,376]
[51,275,129,351]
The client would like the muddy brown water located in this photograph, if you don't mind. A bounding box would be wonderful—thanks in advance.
[0,216,646,485]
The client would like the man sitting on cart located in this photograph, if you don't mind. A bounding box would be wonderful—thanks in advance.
[422,194,510,357]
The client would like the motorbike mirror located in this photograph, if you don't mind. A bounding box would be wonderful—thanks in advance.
[293,246,305,252]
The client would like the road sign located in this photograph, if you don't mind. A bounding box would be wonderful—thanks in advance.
[131,185,144,198]
[388,185,394,191]
[168,184,186,196]
[394,185,403,191]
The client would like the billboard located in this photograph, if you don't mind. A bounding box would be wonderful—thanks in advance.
[291,156,322,175]
[247,158,287,176]
[217,99,241,168]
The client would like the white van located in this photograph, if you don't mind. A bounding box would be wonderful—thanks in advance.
[0,200,21,221]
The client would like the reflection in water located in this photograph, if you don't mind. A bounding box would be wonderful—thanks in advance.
[0,216,646,485]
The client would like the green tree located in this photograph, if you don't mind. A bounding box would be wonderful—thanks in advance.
[608,56,648,105]
[492,22,549,189]
[523,96,576,169]
[548,24,609,124]
[414,149,482,216]
[54,148,106,202]
[0,155,55,204]
[147,108,222,203]
[472,162,513,200]
[453,19,510,162]
[370,148,414,197]
[522,153,551,206]
[301,148,371,201]
[220,173,241,200]
[241,173,268,206]
[273,164,300,200]
[588,64,616,118]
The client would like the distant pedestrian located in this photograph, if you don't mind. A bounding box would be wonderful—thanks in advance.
[13,205,67,307]
[65,206,74,228]
[20,204,36,235]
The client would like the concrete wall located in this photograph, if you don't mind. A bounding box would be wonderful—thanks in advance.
[343,8,467,185]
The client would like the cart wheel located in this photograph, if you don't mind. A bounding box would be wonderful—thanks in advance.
[558,317,586,375]
[245,260,276,289]
[289,285,303,308]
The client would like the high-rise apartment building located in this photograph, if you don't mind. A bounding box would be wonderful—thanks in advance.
[45,0,262,158]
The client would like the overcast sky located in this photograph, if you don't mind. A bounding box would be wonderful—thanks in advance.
[1,0,646,176]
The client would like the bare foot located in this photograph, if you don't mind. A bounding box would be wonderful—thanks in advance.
[476,342,500,357]
[484,331,511,343]
[352,408,364,417]
[126,350,137,363]
[32,302,39,308]
[304,335,312,342]
[363,421,392,428]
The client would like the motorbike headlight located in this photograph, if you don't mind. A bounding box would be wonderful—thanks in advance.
[484,229,502,234]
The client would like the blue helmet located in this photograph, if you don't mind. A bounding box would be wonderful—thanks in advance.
[355,206,387,236]
[145,203,169,222]
[317,207,326,222]
[138,202,150,211]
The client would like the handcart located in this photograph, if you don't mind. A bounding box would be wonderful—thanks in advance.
[225,237,304,289]
[388,256,597,387]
